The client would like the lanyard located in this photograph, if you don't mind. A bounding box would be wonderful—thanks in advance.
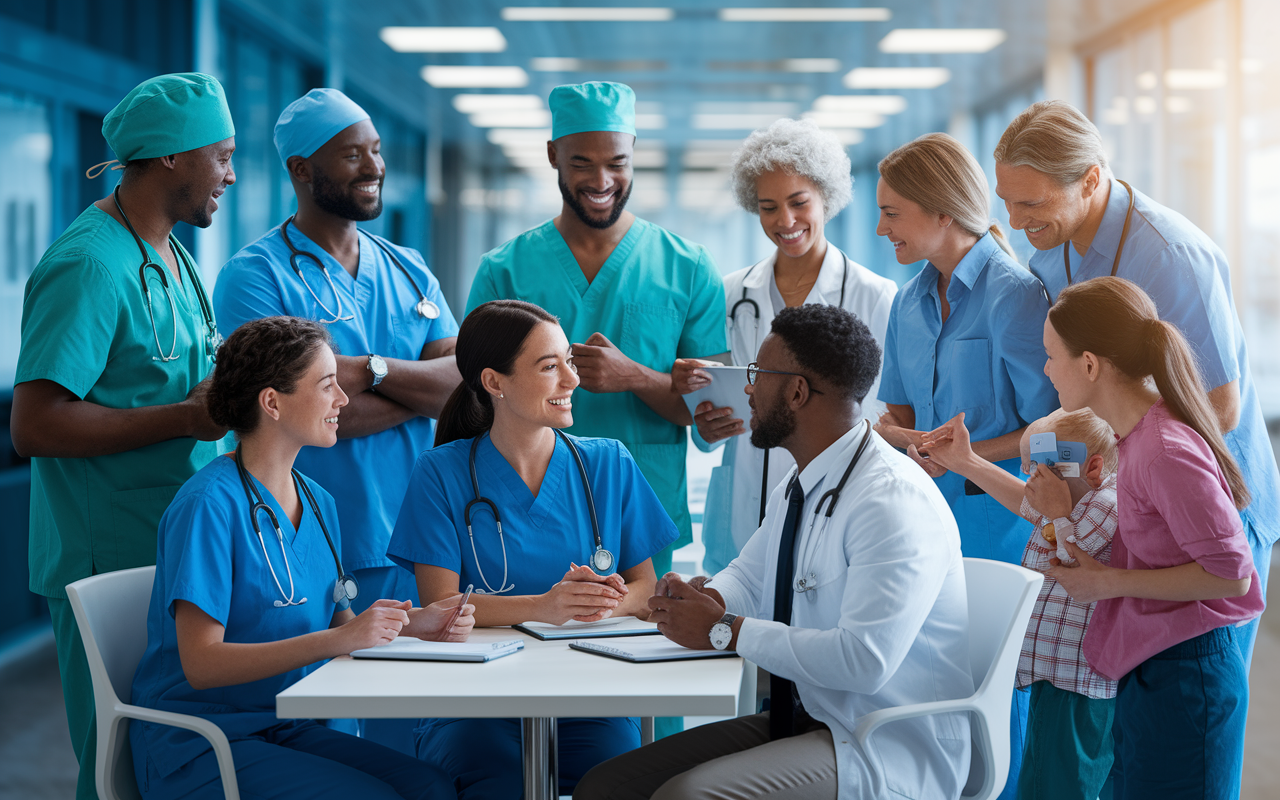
[1064,179,1136,285]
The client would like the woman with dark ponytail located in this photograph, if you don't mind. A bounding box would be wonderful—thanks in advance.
[1042,277,1261,799]
[130,316,467,800]
[388,300,679,800]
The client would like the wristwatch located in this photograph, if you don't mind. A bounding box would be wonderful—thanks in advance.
[367,354,388,388]
[709,612,738,651]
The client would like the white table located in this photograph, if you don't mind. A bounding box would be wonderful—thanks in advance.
[277,629,748,800]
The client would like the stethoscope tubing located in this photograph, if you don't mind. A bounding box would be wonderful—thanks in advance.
[791,421,873,593]
[1064,179,1136,285]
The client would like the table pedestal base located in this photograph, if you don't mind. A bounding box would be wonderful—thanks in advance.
[522,716,559,800]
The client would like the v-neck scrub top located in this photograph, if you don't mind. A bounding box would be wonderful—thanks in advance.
[465,218,727,548]
[130,455,347,779]
[878,233,1059,563]
[387,434,678,595]
[214,224,459,573]
[17,205,222,598]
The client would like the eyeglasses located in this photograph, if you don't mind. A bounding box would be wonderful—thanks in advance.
[746,362,823,394]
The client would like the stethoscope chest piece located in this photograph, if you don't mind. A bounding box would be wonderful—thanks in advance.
[591,547,615,573]
[333,574,360,605]
[417,297,441,320]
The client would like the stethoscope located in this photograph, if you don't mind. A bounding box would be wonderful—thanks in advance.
[234,450,359,609]
[790,420,873,594]
[1063,179,1136,285]
[463,429,614,595]
[279,215,441,324]
[114,187,221,364]
[730,251,851,525]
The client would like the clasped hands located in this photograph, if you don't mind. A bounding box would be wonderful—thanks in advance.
[542,563,630,625]
[647,573,727,650]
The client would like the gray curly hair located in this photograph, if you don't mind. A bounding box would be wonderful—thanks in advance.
[730,118,853,220]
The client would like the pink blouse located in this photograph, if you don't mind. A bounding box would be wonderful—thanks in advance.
[1083,400,1263,680]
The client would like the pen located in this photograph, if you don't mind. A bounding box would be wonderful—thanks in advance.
[445,584,474,637]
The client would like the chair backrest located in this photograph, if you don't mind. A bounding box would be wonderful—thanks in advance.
[959,558,1043,800]
[66,566,157,709]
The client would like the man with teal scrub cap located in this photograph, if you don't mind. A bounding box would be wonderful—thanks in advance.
[466,82,728,738]
[214,87,461,752]
[11,72,236,800]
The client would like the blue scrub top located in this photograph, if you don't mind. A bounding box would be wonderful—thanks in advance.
[878,232,1059,562]
[388,434,678,595]
[1030,179,1280,550]
[213,225,459,572]
[131,455,346,779]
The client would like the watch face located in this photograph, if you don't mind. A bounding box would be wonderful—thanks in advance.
[710,623,732,650]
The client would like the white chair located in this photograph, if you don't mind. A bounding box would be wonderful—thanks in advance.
[66,566,241,800]
[852,557,1043,800]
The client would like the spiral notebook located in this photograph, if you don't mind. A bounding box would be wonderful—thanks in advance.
[569,638,737,663]
[351,638,524,662]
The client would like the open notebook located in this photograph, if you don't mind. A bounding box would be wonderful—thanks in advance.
[569,637,737,663]
[351,638,524,662]
[514,616,661,641]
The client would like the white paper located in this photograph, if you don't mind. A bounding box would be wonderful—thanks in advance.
[351,638,523,660]
[572,637,734,661]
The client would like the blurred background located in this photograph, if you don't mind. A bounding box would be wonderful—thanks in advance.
[1,1,1278,797]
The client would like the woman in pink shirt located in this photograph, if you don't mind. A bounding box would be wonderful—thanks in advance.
[1042,276,1261,800]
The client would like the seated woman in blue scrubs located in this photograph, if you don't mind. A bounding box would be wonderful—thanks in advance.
[387,300,679,800]
[130,316,473,800]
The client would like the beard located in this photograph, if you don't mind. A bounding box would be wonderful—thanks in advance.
[750,396,797,450]
[313,166,383,222]
[558,175,631,230]
[175,180,214,228]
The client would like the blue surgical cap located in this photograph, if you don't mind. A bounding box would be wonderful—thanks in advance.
[103,73,235,162]
[549,82,636,141]
[273,88,371,167]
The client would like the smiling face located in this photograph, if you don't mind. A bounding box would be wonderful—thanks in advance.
[486,321,579,431]
[273,346,347,448]
[756,170,826,260]
[301,119,385,222]
[551,131,634,229]
[874,177,951,265]
[173,136,236,228]
[994,162,1093,251]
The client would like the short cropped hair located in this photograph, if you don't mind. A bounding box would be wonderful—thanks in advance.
[769,304,879,402]
[730,118,853,220]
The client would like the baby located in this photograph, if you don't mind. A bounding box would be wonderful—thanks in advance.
[921,408,1119,800]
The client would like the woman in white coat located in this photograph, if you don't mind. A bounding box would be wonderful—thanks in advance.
[675,118,897,574]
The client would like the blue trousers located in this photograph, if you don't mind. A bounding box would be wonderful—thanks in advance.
[1235,527,1271,669]
[354,566,422,756]
[415,716,640,799]
[1019,681,1115,800]
[132,719,456,800]
[997,685,1028,800]
[1109,625,1248,800]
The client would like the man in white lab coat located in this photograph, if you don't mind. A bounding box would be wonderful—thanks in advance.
[575,304,973,800]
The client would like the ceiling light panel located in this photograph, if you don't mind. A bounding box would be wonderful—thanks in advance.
[487,128,552,146]
[530,58,667,71]
[380,27,507,53]
[694,101,798,115]
[719,8,891,22]
[634,113,668,130]
[784,59,841,73]
[422,66,529,88]
[802,111,886,128]
[470,110,553,128]
[502,7,674,21]
[878,28,1006,53]
[452,94,544,114]
[1165,69,1226,89]
[843,67,950,89]
[812,95,907,114]
[692,113,788,130]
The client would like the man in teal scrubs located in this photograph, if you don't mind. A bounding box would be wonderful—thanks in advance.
[11,73,235,800]
[466,82,728,736]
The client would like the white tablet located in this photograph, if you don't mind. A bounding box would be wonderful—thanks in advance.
[680,366,751,419]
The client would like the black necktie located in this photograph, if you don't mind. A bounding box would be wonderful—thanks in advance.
[769,477,805,741]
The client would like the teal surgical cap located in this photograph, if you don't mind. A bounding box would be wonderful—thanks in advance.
[102,73,235,163]
[274,88,371,167]
[549,82,636,141]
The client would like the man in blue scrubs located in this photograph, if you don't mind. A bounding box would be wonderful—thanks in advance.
[995,99,1280,666]
[213,89,461,749]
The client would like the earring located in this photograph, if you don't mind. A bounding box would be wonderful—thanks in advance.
[499,394,504,399]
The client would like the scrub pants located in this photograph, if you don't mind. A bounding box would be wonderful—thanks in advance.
[48,597,98,800]
[1109,625,1248,800]
[354,566,423,756]
[132,718,456,799]
[650,546,683,741]
[1236,525,1271,669]
[415,716,640,799]
[1018,681,1115,800]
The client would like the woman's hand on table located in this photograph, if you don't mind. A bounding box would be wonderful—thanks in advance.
[336,599,410,653]
[541,564,625,624]
[404,594,476,642]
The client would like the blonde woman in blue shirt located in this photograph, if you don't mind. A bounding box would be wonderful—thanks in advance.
[872,132,1058,800]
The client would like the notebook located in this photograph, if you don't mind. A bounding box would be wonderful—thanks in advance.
[569,638,737,663]
[514,616,662,641]
[351,638,524,662]
[679,366,751,420]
